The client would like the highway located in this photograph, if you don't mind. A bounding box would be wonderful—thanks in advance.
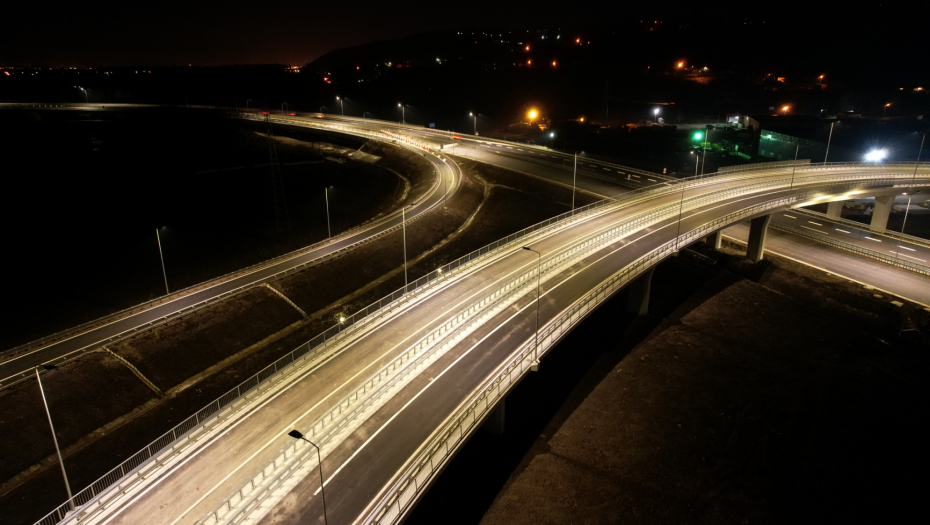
[769,210,930,266]
[8,107,928,525]
[36,153,928,525]
[0,123,461,389]
[723,221,930,305]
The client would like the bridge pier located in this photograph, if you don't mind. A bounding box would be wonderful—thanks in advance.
[626,267,656,316]
[705,230,723,250]
[826,201,844,219]
[746,214,773,263]
[482,397,506,434]
[871,196,894,232]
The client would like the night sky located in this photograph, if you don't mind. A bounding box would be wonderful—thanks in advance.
[4,1,920,67]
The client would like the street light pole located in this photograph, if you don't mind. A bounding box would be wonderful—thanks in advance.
[571,153,577,215]
[693,152,699,176]
[913,133,926,186]
[36,366,73,509]
[325,187,331,238]
[522,247,541,369]
[287,430,328,525]
[824,121,835,165]
[675,180,686,251]
[337,97,343,116]
[156,228,169,296]
[700,126,710,176]
[398,103,405,124]
[789,142,800,193]
[470,112,477,135]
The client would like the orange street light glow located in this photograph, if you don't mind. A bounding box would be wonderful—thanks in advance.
[677,62,684,68]
[552,60,557,67]
[525,45,530,51]
[576,38,580,43]
[528,109,538,120]
[527,59,532,65]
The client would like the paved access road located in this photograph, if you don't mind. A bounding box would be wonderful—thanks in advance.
[770,210,930,265]
[0,127,459,388]
[73,163,929,525]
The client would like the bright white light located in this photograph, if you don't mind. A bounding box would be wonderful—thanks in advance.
[550,132,555,137]
[864,149,887,162]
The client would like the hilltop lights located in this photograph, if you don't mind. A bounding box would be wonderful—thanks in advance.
[528,109,538,121]
[864,149,887,162]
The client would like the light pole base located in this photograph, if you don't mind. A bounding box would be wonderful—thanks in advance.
[530,361,540,372]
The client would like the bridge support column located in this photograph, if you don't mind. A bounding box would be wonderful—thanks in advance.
[706,230,723,250]
[871,196,893,232]
[483,397,506,434]
[626,267,656,316]
[826,201,844,219]
[746,214,773,263]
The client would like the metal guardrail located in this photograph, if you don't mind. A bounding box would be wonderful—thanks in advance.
[771,223,930,276]
[33,158,930,525]
[792,209,930,249]
[365,191,806,525]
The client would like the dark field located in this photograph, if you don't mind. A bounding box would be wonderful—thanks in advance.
[0,107,405,350]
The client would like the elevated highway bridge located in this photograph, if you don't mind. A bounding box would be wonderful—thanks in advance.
[12,108,929,525]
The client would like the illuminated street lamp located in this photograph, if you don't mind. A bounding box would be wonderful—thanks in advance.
[818,74,825,84]
[528,109,538,123]
[864,149,887,162]
[469,112,477,135]
[336,96,344,116]
[782,105,789,115]
[883,103,891,117]
[398,103,405,124]
[287,430,328,525]
[522,246,542,371]
[75,86,88,103]
[653,107,660,123]
[36,365,74,510]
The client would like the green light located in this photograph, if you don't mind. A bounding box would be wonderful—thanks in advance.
[693,132,703,140]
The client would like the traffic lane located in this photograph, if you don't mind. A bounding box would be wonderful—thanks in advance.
[723,222,930,305]
[0,140,450,381]
[773,212,930,264]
